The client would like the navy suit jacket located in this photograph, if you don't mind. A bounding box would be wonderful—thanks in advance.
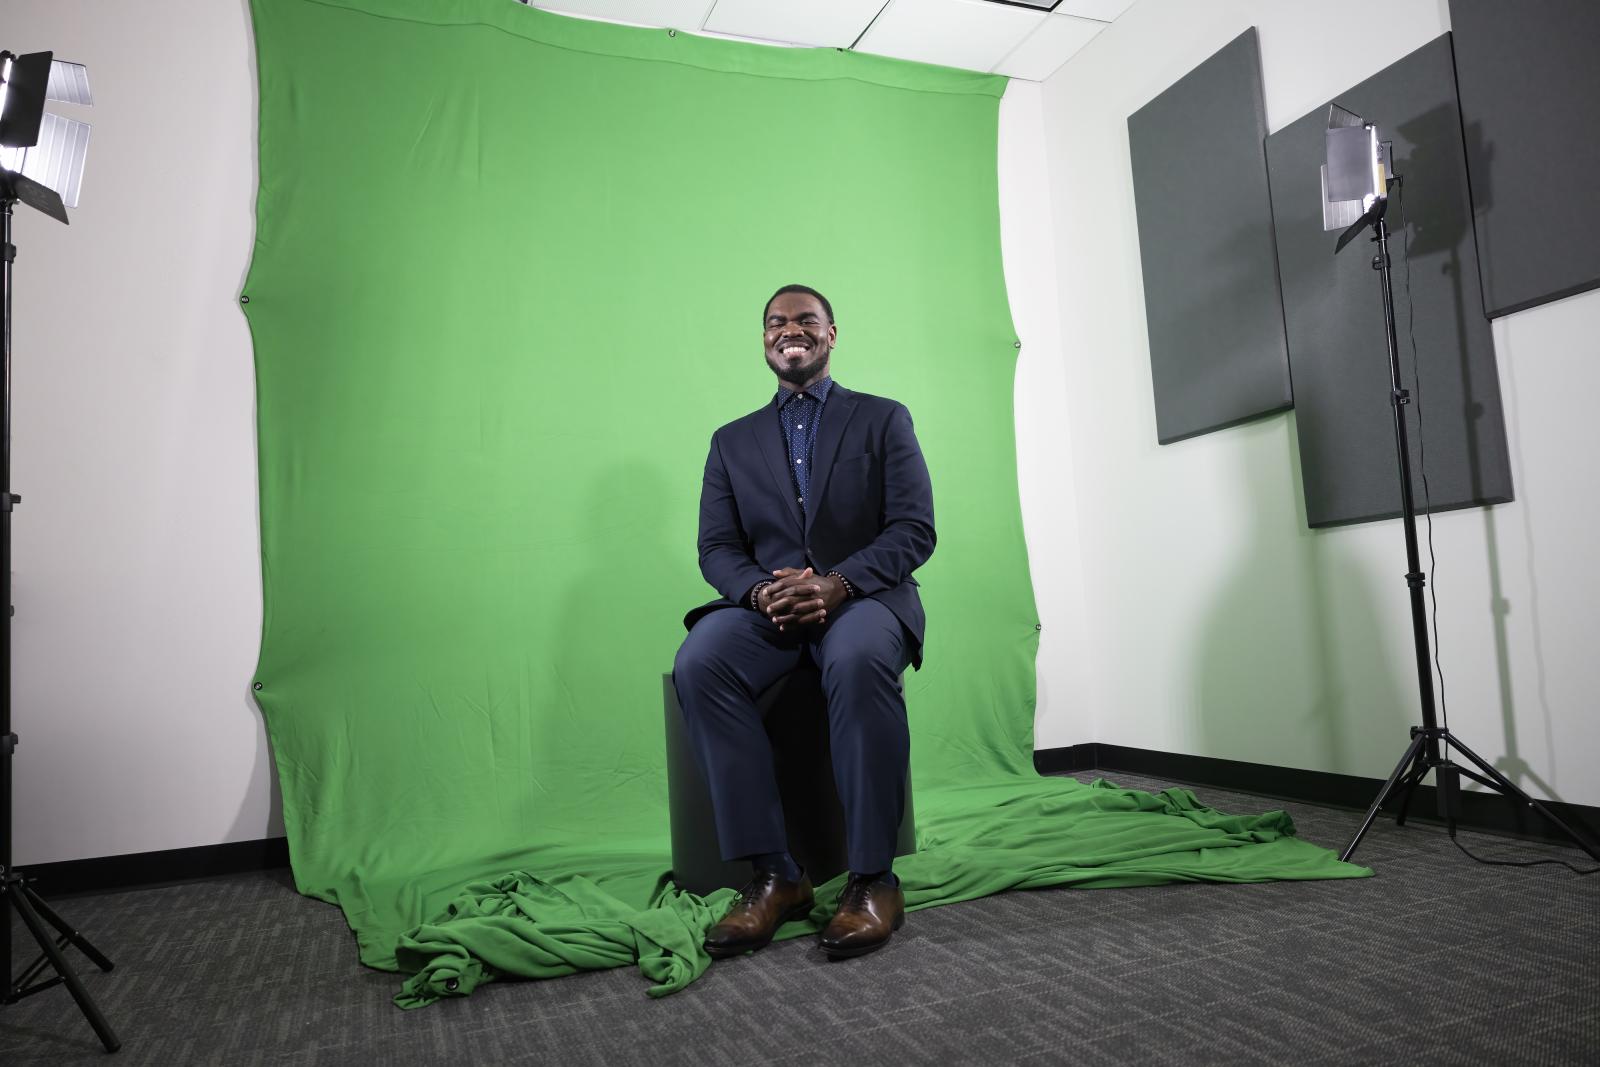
[683,384,936,668]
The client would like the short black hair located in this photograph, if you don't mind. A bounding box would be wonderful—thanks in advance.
[763,284,834,325]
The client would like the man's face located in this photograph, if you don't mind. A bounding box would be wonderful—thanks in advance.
[763,292,836,387]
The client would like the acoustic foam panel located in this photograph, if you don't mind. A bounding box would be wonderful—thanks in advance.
[1128,28,1291,445]
[1265,34,1512,528]
[1449,0,1600,317]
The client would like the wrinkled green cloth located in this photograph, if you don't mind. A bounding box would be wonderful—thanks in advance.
[395,874,736,1006]
[394,778,1367,1007]
[244,0,1370,1014]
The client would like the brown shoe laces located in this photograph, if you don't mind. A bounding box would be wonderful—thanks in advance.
[732,870,778,911]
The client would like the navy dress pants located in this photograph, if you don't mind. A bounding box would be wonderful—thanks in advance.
[671,596,912,875]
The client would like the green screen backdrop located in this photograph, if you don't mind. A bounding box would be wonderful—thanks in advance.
[244,0,1368,1008]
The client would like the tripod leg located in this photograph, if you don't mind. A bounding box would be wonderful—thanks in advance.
[6,888,121,1052]
[1445,736,1600,862]
[1391,761,1429,828]
[1342,733,1429,863]
[20,885,114,972]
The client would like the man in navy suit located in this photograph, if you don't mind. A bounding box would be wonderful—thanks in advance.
[673,284,936,960]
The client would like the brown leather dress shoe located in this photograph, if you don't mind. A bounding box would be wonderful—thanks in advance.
[819,875,905,959]
[703,871,815,959]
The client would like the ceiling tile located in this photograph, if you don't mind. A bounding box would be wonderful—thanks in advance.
[993,13,1103,80]
[857,0,1045,73]
[689,27,799,47]
[1053,0,1136,21]
[704,0,887,49]
[532,1,714,30]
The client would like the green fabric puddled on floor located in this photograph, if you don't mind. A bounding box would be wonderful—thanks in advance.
[244,0,1370,1014]
[395,873,737,1006]
[394,778,1367,1007]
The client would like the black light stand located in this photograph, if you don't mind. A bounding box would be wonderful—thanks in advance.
[1,46,121,1051]
[1,196,120,1056]
[1336,188,1600,867]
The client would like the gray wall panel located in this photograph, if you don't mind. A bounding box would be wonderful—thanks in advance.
[1265,34,1512,528]
[1128,28,1291,445]
[1450,0,1600,317]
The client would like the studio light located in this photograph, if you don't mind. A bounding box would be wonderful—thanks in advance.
[1320,103,1390,236]
[0,50,94,224]
[1321,104,1393,251]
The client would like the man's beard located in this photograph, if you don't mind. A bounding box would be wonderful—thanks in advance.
[768,345,829,385]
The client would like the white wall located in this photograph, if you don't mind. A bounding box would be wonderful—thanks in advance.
[1032,0,1600,807]
[8,0,272,866]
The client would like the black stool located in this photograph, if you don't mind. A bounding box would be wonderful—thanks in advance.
[663,665,916,897]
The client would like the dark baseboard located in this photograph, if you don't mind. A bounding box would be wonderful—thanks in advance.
[1036,742,1600,850]
[18,744,1597,897]
[16,836,291,898]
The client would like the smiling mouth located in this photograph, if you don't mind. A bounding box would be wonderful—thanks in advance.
[778,341,811,357]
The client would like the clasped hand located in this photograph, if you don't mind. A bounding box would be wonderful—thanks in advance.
[758,567,847,631]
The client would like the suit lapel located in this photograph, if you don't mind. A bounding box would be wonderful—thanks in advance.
[804,385,859,539]
[750,405,806,532]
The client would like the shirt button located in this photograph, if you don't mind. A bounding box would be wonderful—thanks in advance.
[796,458,802,465]
[797,424,804,430]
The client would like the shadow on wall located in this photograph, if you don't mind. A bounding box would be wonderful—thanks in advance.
[1385,123,1566,804]
[1191,413,1412,777]
[1479,341,1563,803]
[229,694,285,842]
[231,0,279,847]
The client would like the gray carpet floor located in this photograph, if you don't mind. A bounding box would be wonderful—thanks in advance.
[3,770,1597,1065]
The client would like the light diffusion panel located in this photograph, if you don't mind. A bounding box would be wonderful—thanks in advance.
[1450,0,1600,316]
[1127,28,1290,445]
[1265,34,1512,528]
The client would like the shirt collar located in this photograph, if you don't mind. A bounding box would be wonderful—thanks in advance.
[774,377,834,409]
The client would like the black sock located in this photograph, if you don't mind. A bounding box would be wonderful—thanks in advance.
[851,869,898,887]
[750,851,802,882]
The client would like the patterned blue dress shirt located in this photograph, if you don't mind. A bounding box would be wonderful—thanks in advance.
[775,376,833,513]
